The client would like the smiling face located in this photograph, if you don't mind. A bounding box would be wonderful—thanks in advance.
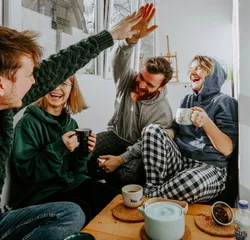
[189,60,209,92]
[44,78,73,115]
[131,68,165,102]
[0,55,35,109]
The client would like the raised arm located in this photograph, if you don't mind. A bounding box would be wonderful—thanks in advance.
[111,4,157,92]
[19,31,113,110]
[17,10,143,110]
[111,40,137,89]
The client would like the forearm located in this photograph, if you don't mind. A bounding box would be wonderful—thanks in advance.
[120,141,142,163]
[20,31,113,109]
[203,119,233,156]
[111,40,136,85]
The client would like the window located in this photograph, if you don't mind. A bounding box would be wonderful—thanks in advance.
[21,0,97,75]
[140,0,155,67]
[103,0,133,79]
[104,0,156,77]
[6,0,156,78]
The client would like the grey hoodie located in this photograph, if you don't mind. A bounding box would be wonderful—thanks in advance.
[172,59,238,168]
[108,40,173,162]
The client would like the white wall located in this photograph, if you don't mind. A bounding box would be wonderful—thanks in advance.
[238,0,250,202]
[22,8,57,58]
[156,0,233,82]
[3,0,22,30]
[72,75,116,133]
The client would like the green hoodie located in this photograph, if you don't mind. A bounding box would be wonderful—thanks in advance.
[9,104,90,208]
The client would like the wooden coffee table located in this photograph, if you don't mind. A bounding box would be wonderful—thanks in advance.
[81,195,235,240]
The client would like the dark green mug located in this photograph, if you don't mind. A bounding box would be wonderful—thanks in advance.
[64,232,95,240]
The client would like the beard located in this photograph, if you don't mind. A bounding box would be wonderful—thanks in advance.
[5,84,22,108]
[130,80,160,102]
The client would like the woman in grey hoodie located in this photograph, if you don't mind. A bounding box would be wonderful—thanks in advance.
[141,55,238,203]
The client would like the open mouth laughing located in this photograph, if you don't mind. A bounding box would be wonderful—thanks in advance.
[49,93,63,100]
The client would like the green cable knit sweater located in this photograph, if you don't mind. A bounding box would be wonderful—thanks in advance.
[0,30,113,194]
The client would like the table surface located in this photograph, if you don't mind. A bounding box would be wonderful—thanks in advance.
[81,195,234,240]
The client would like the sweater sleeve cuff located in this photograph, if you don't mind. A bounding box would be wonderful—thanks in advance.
[95,30,114,52]
[118,39,136,50]
[120,151,133,163]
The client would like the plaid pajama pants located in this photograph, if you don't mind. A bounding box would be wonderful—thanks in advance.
[87,131,145,189]
[142,124,227,203]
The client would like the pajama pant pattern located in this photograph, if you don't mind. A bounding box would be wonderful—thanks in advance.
[142,124,227,203]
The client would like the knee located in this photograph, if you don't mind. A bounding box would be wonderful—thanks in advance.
[119,160,144,182]
[61,202,86,231]
[142,124,165,139]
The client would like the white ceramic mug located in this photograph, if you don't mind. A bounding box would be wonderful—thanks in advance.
[122,184,143,208]
[176,108,193,125]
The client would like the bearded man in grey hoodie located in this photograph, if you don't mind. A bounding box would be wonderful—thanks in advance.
[87,4,173,188]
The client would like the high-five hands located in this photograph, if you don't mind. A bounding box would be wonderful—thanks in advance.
[109,11,142,40]
[191,107,210,128]
[127,3,158,44]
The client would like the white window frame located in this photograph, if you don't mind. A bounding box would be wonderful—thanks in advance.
[0,0,3,25]
[103,0,142,79]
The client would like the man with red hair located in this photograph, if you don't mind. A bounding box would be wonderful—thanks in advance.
[0,9,142,239]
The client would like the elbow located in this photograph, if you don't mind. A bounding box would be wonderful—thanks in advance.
[223,151,232,157]
[221,145,233,157]
[223,149,233,157]
[220,138,234,156]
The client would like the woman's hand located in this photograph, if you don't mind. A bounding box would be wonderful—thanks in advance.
[88,132,97,152]
[62,131,79,152]
[191,107,210,127]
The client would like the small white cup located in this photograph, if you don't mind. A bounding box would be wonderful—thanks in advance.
[122,184,143,208]
[176,108,193,125]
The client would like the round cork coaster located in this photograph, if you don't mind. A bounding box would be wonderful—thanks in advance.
[195,212,234,237]
[112,203,144,223]
[140,224,191,240]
